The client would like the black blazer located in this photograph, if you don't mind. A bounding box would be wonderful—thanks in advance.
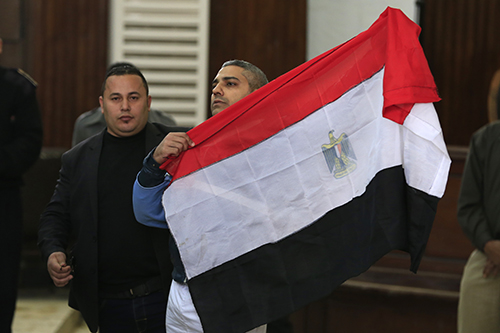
[38,122,188,332]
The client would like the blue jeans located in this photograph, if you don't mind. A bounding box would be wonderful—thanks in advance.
[98,291,167,333]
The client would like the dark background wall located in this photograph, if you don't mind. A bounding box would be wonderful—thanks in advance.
[0,0,26,69]
[3,0,499,148]
[0,0,306,148]
[420,0,500,146]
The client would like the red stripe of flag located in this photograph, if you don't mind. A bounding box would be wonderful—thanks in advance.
[161,8,439,181]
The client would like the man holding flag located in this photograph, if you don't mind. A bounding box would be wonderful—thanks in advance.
[133,59,269,332]
[134,7,451,333]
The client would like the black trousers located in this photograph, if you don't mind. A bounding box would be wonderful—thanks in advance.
[0,188,23,333]
[99,291,167,333]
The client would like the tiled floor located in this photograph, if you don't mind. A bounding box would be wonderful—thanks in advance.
[12,289,88,333]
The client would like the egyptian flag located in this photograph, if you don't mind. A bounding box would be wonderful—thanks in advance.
[160,7,450,333]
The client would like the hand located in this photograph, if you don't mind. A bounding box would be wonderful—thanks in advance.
[484,240,500,266]
[483,258,500,278]
[47,252,73,287]
[153,132,195,164]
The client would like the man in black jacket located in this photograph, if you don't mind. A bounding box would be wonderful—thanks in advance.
[0,37,43,333]
[38,63,186,332]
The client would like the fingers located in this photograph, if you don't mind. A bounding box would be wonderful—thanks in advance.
[162,132,195,155]
[484,240,500,265]
[483,259,500,278]
[47,252,73,287]
[50,269,73,287]
[490,266,500,278]
[484,241,500,278]
[153,132,194,164]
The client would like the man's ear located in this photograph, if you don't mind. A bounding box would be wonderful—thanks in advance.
[0,38,3,55]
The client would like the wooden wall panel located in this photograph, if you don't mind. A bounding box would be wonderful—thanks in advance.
[14,1,500,148]
[0,0,21,40]
[208,0,307,117]
[0,0,26,72]
[420,0,500,146]
[22,0,306,148]
[29,0,108,148]
[290,284,458,333]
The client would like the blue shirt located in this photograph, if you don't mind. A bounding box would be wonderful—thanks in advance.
[133,149,187,283]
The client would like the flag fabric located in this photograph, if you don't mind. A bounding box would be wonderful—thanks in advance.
[160,7,450,333]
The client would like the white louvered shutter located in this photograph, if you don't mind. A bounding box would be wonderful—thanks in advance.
[109,0,210,126]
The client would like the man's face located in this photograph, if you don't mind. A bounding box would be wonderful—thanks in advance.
[99,74,151,137]
[211,65,252,115]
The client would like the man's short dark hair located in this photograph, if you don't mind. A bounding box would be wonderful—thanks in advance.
[100,62,149,96]
[221,60,268,92]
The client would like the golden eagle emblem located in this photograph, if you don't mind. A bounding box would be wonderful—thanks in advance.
[321,130,357,179]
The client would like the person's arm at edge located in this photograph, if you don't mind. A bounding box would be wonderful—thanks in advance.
[457,130,493,251]
[38,151,73,286]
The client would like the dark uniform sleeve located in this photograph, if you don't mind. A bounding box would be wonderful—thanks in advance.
[38,150,73,263]
[457,125,494,251]
[0,68,43,183]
